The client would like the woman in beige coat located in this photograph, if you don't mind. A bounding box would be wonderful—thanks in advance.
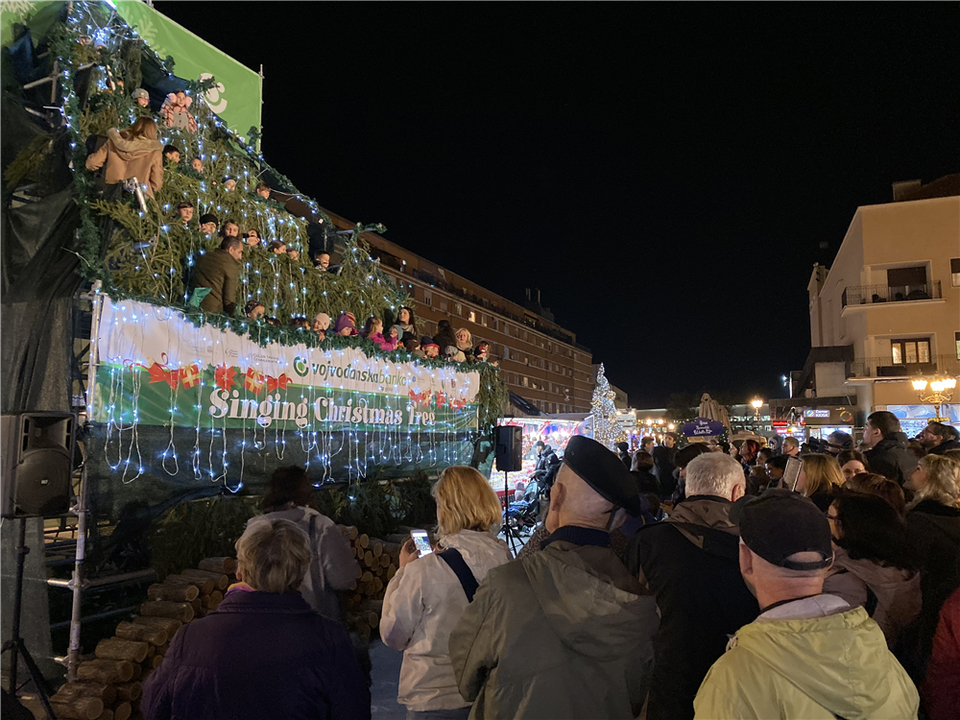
[85,117,163,196]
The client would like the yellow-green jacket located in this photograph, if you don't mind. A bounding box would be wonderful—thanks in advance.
[694,600,918,720]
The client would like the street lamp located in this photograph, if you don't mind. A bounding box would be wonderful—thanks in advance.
[912,375,957,423]
[751,398,763,420]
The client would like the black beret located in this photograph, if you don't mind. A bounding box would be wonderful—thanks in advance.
[562,436,640,510]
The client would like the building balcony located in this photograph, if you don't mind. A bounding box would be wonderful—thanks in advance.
[841,281,942,309]
[846,354,960,380]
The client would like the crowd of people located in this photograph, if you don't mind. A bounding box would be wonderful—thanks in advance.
[135,409,959,720]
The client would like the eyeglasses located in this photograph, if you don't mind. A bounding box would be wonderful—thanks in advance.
[825,513,839,522]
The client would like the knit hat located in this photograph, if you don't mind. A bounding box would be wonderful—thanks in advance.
[312,312,331,330]
[131,88,149,99]
[334,311,357,335]
[199,213,219,226]
[388,324,404,339]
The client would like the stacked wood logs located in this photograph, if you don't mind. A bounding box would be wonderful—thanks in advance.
[51,557,237,720]
[338,525,402,639]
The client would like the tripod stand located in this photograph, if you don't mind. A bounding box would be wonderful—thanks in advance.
[2,518,55,719]
[499,471,527,557]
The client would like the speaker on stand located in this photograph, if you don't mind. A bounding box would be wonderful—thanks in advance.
[1,412,76,720]
[494,425,525,556]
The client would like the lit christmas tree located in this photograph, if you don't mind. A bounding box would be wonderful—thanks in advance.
[591,363,620,450]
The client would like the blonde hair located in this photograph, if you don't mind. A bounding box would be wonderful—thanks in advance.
[432,466,502,536]
[800,453,845,497]
[455,328,472,342]
[908,455,960,510]
[235,519,311,592]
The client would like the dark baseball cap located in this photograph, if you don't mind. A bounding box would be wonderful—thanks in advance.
[731,489,833,571]
[562,435,641,513]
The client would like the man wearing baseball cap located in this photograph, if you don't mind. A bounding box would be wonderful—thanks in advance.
[694,489,919,719]
[450,435,658,719]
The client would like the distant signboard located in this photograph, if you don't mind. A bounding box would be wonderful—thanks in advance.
[682,417,726,437]
[804,409,831,418]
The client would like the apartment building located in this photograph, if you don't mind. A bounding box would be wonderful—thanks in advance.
[321,210,595,413]
[788,176,960,437]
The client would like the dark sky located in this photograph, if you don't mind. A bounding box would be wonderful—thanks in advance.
[159,3,958,408]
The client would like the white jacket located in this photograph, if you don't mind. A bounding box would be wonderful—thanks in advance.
[243,506,357,620]
[380,530,512,711]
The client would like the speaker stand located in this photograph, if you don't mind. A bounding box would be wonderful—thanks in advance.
[499,471,526,557]
[2,519,55,720]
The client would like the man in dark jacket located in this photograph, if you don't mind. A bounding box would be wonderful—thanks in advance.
[862,411,919,484]
[918,421,960,455]
[450,436,658,719]
[626,452,759,720]
[142,519,369,720]
[191,236,242,314]
[652,432,678,487]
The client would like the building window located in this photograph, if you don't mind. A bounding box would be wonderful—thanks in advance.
[423,292,432,306]
[891,338,931,365]
[468,310,476,323]
[522,376,529,388]
[952,258,960,287]
[956,332,960,360]
[439,299,447,312]
[493,319,499,331]
[455,303,463,316]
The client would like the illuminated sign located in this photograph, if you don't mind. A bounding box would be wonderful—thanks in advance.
[804,409,831,418]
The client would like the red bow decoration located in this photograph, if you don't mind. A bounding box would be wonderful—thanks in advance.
[179,364,201,389]
[215,365,237,391]
[145,361,179,389]
[266,373,292,393]
[408,389,431,407]
[244,368,265,395]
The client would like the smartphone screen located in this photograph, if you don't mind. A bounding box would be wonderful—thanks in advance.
[410,530,433,557]
[784,456,802,492]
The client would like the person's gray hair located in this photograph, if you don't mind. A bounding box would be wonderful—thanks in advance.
[235,519,312,593]
[685,452,746,498]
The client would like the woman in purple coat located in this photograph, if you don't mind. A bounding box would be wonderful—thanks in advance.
[142,519,370,720]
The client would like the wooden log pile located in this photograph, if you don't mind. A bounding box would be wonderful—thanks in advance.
[338,525,401,640]
[51,557,237,720]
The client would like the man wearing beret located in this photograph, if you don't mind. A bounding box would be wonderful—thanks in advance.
[694,490,919,720]
[449,436,658,720]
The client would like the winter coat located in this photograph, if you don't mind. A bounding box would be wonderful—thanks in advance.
[822,544,921,649]
[449,535,658,719]
[159,93,198,132]
[242,506,357,621]
[693,595,919,720]
[865,436,918,484]
[365,331,386,346]
[906,499,960,660]
[380,530,512,711]
[141,589,370,720]
[630,468,661,496]
[191,249,239,314]
[627,496,759,720]
[652,445,677,488]
[929,437,960,455]
[921,586,960,720]
[85,128,163,195]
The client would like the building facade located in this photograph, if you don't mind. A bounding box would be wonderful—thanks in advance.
[795,177,960,437]
[323,210,595,413]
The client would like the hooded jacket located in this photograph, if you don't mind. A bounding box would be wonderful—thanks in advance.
[627,496,759,720]
[822,544,921,649]
[929,437,960,455]
[85,127,163,195]
[864,435,918,484]
[450,537,658,719]
[380,530,512,711]
[693,597,919,720]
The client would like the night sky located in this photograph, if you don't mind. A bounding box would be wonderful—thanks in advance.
[159,3,958,408]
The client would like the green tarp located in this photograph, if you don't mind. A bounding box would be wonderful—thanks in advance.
[115,1,261,137]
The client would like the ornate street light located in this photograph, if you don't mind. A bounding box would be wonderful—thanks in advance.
[751,398,764,420]
[912,375,957,423]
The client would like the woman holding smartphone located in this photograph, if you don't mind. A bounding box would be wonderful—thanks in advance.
[380,466,512,719]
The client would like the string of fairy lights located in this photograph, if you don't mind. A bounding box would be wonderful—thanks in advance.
[45,3,509,490]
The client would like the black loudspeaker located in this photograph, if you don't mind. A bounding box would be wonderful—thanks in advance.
[1,412,75,518]
[494,425,523,473]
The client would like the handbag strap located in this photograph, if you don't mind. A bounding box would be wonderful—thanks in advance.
[437,548,479,602]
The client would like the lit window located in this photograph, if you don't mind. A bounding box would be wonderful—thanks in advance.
[952,258,960,287]
[468,310,476,323]
[891,338,931,364]
[955,332,960,360]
